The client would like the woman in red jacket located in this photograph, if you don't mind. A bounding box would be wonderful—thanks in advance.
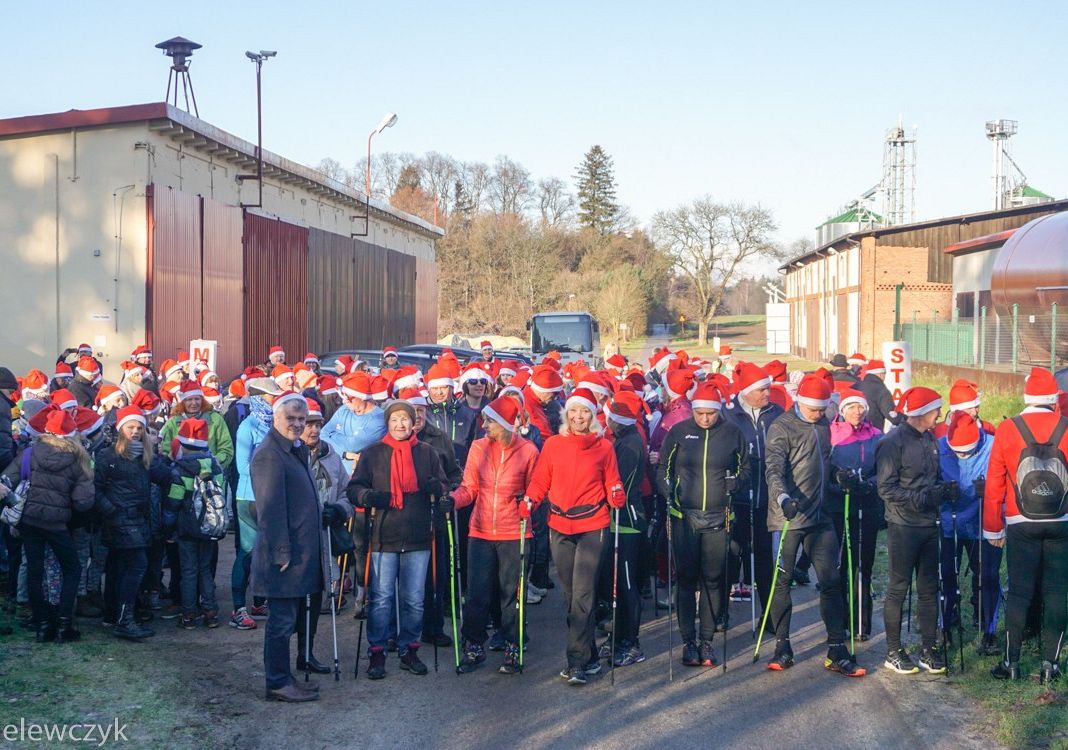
[450,396,539,675]
[525,388,626,685]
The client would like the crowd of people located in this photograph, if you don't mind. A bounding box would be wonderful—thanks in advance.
[1,338,1066,701]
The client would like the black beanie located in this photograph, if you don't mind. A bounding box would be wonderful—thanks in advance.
[0,367,18,391]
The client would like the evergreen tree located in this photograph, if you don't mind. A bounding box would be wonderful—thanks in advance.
[574,145,620,235]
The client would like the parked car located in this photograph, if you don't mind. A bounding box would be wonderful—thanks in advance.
[319,349,436,374]
[399,344,533,367]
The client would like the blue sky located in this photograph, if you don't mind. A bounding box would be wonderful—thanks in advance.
[6,1,1066,244]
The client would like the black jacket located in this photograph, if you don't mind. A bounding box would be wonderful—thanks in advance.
[418,421,462,490]
[831,369,860,388]
[723,397,784,508]
[21,435,96,532]
[857,374,900,432]
[68,375,99,408]
[765,408,831,532]
[0,392,14,472]
[93,445,174,549]
[657,416,751,530]
[346,439,448,553]
[876,422,941,527]
[612,424,647,531]
[250,428,328,599]
[426,398,479,468]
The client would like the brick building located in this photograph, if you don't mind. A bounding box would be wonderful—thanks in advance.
[781,199,1068,362]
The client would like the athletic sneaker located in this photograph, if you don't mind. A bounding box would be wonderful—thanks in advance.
[977,633,1000,656]
[527,581,548,598]
[583,658,602,676]
[597,641,613,660]
[399,646,428,675]
[487,631,506,651]
[249,604,269,620]
[729,584,752,602]
[367,647,386,680]
[614,644,646,667]
[178,613,199,630]
[160,604,183,620]
[698,640,719,667]
[792,568,810,586]
[991,660,1020,681]
[499,644,521,675]
[884,649,919,675]
[1040,661,1061,685]
[682,641,701,667]
[767,641,794,671]
[202,610,220,628]
[824,646,866,677]
[230,607,257,630]
[526,588,543,605]
[566,666,587,685]
[919,648,946,674]
[457,639,486,674]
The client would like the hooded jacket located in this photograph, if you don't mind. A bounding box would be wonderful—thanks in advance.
[322,404,387,475]
[876,421,942,528]
[235,412,271,502]
[20,435,96,532]
[525,432,626,535]
[159,410,234,470]
[828,419,882,516]
[165,449,225,540]
[93,444,175,549]
[610,423,647,534]
[650,398,692,454]
[765,407,832,532]
[0,391,15,471]
[452,434,539,541]
[938,430,993,540]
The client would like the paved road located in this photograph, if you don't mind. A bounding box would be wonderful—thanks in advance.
[170,539,993,750]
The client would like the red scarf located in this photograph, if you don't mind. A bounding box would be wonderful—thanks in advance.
[382,433,420,509]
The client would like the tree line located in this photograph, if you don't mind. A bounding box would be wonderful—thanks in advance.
[317,147,800,345]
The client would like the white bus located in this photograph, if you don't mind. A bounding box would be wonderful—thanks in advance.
[528,311,601,366]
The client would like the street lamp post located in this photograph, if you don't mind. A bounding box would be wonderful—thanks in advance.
[365,112,398,197]
[239,50,277,208]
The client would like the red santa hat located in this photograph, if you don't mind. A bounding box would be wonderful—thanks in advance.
[482,396,520,433]
[497,362,517,379]
[393,366,423,394]
[115,405,146,431]
[94,384,125,409]
[383,346,398,356]
[664,368,696,401]
[268,345,285,360]
[75,356,100,380]
[341,372,373,401]
[578,371,612,399]
[397,386,428,407]
[564,387,598,418]
[303,352,320,365]
[161,359,183,380]
[22,369,49,395]
[606,397,638,426]
[460,362,492,385]
[480,340,494,352]
[131,344,152,359]
[177,380,203,402]
[319,373,338,396]
[1024,367,1059,406]
[765,359,788,383]
[847,352,868,367]
[131,389,162,414]
[718,345,733,358]
[52,362,73,380]
[45,409,78,437]
[734,362,772,397]
[648,348,676,374]
[948,379,981,411]
[77,343,93,354]
[864,359,886,375]
[605,353,627,372]
[795,375,832,409]
[897,386,943,417]
[50,389,78,411]
[838,389,869,414]
[426,363,454,390]
[272,365,294,386]
[271,391,306,413]
[947,410,981,453]
[176,418,209,448]
[511,369,531,389]
[690,381,725,411]
[202,387,222,407]
[73,406,104,435]
[531,365,564,394]
[370,376,390,401]
[305,397,323,420]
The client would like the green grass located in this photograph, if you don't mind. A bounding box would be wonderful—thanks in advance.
[911,374,1024,427]
[0,607,206,749]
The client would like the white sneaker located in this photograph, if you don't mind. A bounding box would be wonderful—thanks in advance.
[527,582,548,598]
[526,589,544,605]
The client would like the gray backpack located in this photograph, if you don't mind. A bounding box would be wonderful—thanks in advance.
[1011,416,1068,520]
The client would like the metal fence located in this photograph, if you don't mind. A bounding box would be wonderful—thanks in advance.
[898,303,1063,373]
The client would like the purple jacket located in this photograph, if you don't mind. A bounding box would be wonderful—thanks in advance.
[651,398,692,453]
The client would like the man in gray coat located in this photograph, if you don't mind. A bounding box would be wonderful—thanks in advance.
[250,393,327,702]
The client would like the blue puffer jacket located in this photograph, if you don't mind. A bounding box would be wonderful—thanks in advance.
[235,414,271,502]
[321,405,386,475]
[938,430,993,540]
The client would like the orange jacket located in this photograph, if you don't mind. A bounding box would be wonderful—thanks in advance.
[983,408,1068,539]
[525,432,625,535]
[451,435,539,541]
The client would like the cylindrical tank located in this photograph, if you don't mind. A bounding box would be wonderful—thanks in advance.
[991,210,1068,362]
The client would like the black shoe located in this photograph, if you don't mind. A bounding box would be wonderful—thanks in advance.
[884,649,919,675]
[265,683,319,702]
[487,631,506,651]
[977,633,1000,657]
[825,645,866,677]
[1040,661,1061,685]
[698,640,718,667]
[566,666,587,685]
[919,648,946,674]
[767,641,794,671]
[715,615,727,633]
[421,632,452,647]
[114,605,154,641]
[387,638,398,653]
[792,568,810,586]
[399,646,428,675]
[499,643,522,675]
[54,618,81,644]
[457,639,486,674]
[297,655,331,675]
[75,597,102,619]
[682,641,701,667]
[35,620,57,643]
[367,648,387,679]
[991,660,1020,681]
[582,658,602,676]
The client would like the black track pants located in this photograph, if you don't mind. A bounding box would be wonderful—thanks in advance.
[883,523,939,652]
[1005,521,1068,663]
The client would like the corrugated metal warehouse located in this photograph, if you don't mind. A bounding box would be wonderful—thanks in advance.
[781,199,1068,362]
[0,102,443,379]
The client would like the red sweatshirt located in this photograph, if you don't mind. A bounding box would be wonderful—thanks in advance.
[525,432,626,535]
[983,408,1068,539]
[451,435,539,541]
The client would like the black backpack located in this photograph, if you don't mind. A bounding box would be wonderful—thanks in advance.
[1011,416,1068,520]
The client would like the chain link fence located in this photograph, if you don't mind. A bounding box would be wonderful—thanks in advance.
[898,303,1063,373]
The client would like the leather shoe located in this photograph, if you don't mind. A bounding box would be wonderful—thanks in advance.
[296,656,331,675]
[294,679,320,692]
[265,683,319,702]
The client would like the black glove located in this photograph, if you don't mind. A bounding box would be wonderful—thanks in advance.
[421,478,445,499]
[835,469,860,493]
[972,478,986,499]
[942,481,960,504]
[724,474,738,495]
[780,496,799,521]
[321,504,345,528]
[361,490,393,510]
[437,495,455,514]
[923,486,943,512]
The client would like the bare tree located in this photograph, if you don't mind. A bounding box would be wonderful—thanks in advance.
[652,197,779,345]
[458,161,491,214]
[487,155,532,215]
[421,151,459,216]
[536,177,575,227]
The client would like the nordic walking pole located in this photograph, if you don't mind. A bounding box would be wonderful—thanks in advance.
[326,532,340,681]
[337,515,353,611]
[857,501,864,643]
[936,516,949,673]
[452,509,465,629]
[844,490,855,657]
[304,593,312,683]
[431,497,439,673]
[723,476,733,674]
[748,443,757,638]
[754,520,789,663]
[354,510,374,679]
[518,501,528,673]
[951,508,964,672]
[666,507,675,682]
[976,475,986,641]
[907,576,913,633]
[611,507,620,685]
[446,510,461,675]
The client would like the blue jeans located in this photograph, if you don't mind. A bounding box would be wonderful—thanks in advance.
[368,550,429,651]
[178,538,218,614]
[264,596,300,690]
